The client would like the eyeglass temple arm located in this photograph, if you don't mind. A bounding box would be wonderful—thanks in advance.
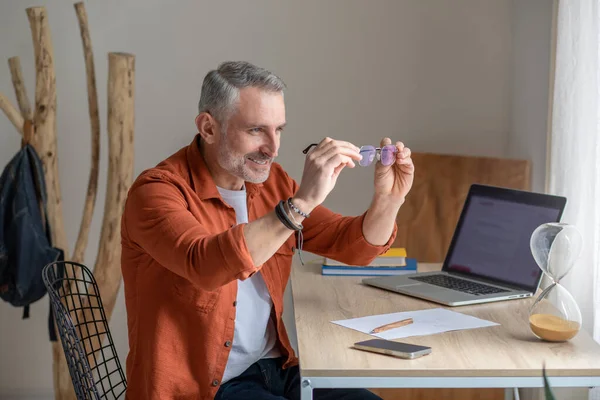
[303,144,391,154]
[302,143,319,154]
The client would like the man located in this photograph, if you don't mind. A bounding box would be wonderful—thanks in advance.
[121,61,414,400]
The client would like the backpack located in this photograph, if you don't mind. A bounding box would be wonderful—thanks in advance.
[0,144,62,321]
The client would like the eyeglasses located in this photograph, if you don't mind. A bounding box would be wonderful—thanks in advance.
[302,143,397,167]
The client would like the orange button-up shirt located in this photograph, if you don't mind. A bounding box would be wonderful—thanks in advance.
[120,135,397,399]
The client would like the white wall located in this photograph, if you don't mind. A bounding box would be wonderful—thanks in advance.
[0,0,554,398]
[509,0,554,193]
[510,3,589,399]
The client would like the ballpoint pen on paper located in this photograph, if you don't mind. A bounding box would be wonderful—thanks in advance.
[369,318,414,334]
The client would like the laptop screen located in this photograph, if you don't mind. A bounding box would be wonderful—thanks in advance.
[444,188,564,292]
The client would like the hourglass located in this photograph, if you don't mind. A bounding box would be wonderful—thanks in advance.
[529,222,583,342]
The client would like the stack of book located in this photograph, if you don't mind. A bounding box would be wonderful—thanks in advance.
[321,248,417,276]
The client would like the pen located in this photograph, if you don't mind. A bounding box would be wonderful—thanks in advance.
[369,318,413,334]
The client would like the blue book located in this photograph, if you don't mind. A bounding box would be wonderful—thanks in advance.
[321,258,417,276]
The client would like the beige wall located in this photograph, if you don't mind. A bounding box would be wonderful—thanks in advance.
[0,0,554,398]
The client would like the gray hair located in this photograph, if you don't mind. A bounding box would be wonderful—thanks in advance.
[198,61,286,131]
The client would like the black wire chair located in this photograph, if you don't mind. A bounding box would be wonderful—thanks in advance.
[42,261,127,400]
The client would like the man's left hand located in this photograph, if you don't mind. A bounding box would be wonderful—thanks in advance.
[373,137,414,204]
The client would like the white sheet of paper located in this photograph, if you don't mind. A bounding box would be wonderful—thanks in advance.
[331,308,499,340]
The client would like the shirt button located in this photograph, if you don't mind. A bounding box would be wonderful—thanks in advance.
[233,301,237,307]
[225,340,232,347]
[212,379,219,386]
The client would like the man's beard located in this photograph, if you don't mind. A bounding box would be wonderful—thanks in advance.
[218,141,274,184]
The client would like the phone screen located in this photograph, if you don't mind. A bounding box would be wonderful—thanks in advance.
[354,339,430,353]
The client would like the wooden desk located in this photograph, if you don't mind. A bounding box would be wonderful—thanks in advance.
[290,261,600,400]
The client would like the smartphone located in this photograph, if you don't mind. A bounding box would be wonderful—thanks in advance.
[353,339,431,359]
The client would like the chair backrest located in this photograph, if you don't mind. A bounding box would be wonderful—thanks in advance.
[394,152,531,262]
[42,261,126,400]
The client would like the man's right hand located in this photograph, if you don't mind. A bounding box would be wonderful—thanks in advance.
[293,137,362,213]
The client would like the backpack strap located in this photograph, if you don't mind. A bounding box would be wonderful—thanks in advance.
[21,120,34,148]
[47,303,55,341]
[26,144,47,204]
[25,145,48,233]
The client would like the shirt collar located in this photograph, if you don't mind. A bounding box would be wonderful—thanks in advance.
[186,134,263,201]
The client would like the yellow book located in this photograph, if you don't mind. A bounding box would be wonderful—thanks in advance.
[381,248,407,258]
[323,256,406,268]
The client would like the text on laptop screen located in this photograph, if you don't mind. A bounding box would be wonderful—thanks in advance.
[445,195,562,289]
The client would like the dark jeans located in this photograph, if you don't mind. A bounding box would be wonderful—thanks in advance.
[216,357,382,400]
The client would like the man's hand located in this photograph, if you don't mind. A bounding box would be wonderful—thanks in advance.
[360,138,414,246]
[293,137,362,213]
[373,137,414,205]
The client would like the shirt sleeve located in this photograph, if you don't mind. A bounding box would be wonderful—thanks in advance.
[121,172,258,291]
[286,174,398,265]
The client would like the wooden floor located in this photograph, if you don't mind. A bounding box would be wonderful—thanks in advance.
[369,388,504,400]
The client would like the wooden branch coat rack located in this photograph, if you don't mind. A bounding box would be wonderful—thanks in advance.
[0,4,134,399]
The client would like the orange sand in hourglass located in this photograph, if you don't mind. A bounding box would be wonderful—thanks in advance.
[529,313,580,341]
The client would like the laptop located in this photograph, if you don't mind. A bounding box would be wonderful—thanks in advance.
[362,184,566,306]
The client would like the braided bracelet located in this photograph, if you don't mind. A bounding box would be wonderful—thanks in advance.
[284,201,301,227]
[275,200,303,231]
[287,198,310,218]
[275,200,295,230]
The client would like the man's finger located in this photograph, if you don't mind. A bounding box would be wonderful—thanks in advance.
[324,154,356,172]
[394,141,405,154]
[323,139,360,154]
[333,162,347,177]
[399,157,415,172]
[380,137,392,147]
[311,139,360,159]
[320,145,362,162]
[395,143,410,159]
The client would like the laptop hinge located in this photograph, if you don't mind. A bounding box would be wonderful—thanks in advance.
[443,270,535,292]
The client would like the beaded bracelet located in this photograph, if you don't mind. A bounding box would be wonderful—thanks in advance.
[287,198,310,218]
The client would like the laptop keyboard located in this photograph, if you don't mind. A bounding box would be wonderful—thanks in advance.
[409,274,509,296]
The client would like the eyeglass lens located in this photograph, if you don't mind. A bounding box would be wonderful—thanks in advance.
[359,145,396,166]
[359,145,376,166]
[380,145,397,166]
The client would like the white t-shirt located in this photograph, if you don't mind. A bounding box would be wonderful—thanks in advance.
[217,186,280,384]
